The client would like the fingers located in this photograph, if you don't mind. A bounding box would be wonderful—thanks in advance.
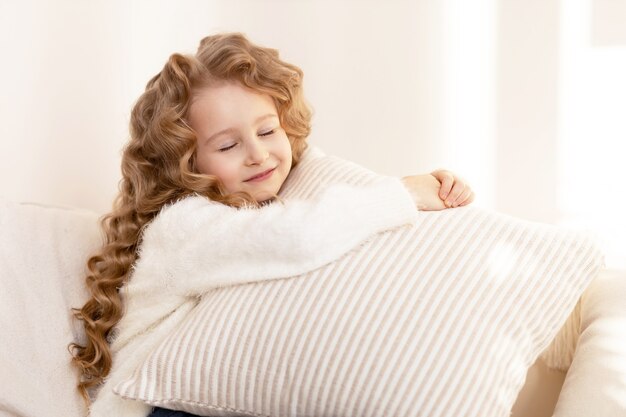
[453,187,475,207]
[445,182,475,207]
[430,169,475,208]
[431,170,454,200]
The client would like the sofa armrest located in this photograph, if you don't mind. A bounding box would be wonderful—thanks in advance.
[552,268,626,416]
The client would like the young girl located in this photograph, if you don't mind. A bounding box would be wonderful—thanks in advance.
[70,32,474,417]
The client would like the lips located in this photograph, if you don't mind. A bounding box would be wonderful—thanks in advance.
[244,167,276,182]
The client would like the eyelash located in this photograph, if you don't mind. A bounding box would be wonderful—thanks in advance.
[219,144,236,152]
[218,130,276,152]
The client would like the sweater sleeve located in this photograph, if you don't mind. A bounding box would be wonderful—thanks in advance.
[127,176,417,297]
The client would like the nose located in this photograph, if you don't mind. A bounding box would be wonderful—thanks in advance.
[245,137,269,165]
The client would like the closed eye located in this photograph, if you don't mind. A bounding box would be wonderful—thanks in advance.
[259,129,275,137]
[218,143,237,152]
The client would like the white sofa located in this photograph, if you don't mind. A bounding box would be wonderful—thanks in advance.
[0,199,624,417]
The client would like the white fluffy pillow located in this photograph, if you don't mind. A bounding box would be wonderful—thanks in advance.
[114,151,605,417]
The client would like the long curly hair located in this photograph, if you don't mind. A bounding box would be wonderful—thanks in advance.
[69,32,312,402]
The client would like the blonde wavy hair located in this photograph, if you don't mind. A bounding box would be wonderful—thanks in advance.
[69,32,312,402]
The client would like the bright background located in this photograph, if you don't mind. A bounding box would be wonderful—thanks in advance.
[0,0,624,268]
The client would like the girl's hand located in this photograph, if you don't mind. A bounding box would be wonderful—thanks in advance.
[430,169,475,208]
[401,171,475,211]
[401,174,447,211]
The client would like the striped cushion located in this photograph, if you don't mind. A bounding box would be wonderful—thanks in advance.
[115,149,604,417]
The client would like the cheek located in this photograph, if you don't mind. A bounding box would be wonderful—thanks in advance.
[195,151,213,176]
[196,153,235,182]
[278,135,293,164]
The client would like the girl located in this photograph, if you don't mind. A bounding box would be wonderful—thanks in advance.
[70,32,474,417]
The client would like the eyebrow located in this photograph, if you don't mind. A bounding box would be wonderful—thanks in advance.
[205,113,278,144]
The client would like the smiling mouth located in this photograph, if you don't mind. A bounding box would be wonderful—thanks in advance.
[245,167,276,182]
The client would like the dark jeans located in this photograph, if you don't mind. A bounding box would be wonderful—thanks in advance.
[147,407,201,417]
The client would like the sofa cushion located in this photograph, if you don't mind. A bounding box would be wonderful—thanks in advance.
[0,199,101,417]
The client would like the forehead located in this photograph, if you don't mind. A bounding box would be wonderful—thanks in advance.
[188,82,277,129]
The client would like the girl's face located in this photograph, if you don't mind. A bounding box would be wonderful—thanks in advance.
[189,82,293,203]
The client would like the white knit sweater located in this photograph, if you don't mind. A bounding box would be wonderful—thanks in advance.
[89,151,418,417]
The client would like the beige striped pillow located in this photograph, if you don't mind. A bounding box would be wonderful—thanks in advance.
[115,148,604,417]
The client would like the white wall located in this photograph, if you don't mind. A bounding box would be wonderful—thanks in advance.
[0,0,447,214]
[1,0,624,268]
[557,0,626,271]
[0,1,139,214]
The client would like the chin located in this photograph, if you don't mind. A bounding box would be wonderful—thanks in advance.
[251,190,276,204]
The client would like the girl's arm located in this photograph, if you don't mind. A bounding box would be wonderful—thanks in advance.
[127,177,418,297]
